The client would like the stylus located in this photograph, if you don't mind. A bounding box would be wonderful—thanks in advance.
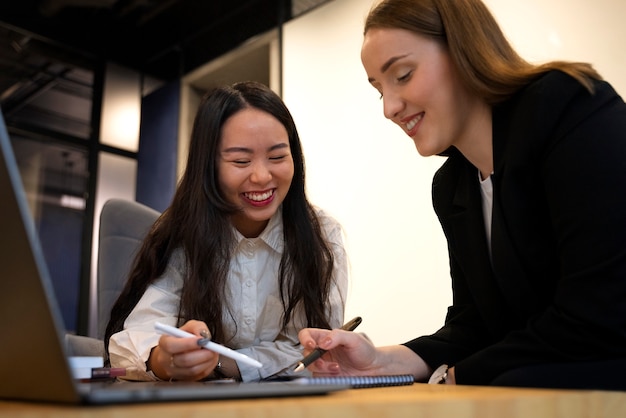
[154,322,263,368]
[293,316,362,372]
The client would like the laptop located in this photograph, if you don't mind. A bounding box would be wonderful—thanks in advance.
[0,111,349,404]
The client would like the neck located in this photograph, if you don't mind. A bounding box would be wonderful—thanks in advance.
[455,101,493,179]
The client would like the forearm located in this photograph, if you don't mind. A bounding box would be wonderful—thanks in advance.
[374,345,431,381]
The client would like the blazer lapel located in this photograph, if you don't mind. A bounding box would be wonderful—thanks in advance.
[435,155,513,335]
[489,189,538,322]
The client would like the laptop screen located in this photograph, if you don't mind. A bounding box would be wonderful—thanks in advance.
[0,111,85,403]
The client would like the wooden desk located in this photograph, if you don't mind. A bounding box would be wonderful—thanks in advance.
[1,383,625,418]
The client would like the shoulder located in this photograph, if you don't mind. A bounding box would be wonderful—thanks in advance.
[312,206,341,228]
[157,248,187,283]
[498,70,623,123]
[493,71,625,154]
[525,70,586,96]
[311,206,345,241]
[522,70,613,97]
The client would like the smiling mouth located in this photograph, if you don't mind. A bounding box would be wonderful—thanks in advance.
[405,113,423,131]
[243,189,274,202]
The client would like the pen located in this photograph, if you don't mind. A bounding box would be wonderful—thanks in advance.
[294,316,362,373]
[154,322,263,369]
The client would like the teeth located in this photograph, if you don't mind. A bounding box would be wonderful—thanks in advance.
[406,114,423,131]
[245,190,273,201]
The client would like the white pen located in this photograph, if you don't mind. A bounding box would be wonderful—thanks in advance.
[154,322,263,369]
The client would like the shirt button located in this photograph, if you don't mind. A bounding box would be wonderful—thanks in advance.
[245,318,253,325]
[242,240,255,257]
[245,280,253,287]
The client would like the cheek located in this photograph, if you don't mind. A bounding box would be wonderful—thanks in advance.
[217,167,240,196]
[276,161,295,183]
[421,78,458,133]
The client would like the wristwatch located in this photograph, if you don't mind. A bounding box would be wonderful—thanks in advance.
[428,364,449,384]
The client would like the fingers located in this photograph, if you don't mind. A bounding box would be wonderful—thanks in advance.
[168,348,216,381]
[158,320,211,353]
[298,327,332,354]
[297,327,378,376]
[180,319,212,340]
[305,360,342,376]
[299,327,358,353]
[155,320,217,381]
[297,327,348,375]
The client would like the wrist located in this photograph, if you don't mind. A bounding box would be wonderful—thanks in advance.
[211,356,241,381]
[208,357,226,379]
[374,346,402,375]
[146,346,169,381]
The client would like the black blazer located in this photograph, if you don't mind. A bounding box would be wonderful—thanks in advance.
[405,71,626,385]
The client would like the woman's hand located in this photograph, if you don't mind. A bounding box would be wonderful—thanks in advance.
[298,327,432,380]
[297,327,380,376]
[147,320,219,381]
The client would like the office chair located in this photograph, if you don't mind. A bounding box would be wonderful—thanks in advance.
[65,198,160,356]
[96,198,160,339]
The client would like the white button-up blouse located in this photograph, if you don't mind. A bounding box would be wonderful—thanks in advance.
[108,208,349,382]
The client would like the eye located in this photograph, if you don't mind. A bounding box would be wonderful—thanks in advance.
[397,71,412,83]
[269,154,288,161]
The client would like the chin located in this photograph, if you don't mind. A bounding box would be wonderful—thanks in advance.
[247,205,278,221]
[414,140,446,157]
[414,145,435,157]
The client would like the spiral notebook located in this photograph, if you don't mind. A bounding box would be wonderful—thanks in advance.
[270,374,415,388]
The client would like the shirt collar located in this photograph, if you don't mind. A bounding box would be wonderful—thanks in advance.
[232,209,284,254]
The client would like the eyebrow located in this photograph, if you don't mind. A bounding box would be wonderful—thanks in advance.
[222,143,289,154]
[367,54,409,83]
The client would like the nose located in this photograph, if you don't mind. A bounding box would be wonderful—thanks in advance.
[249,161,272,184]
[382,90,404,121]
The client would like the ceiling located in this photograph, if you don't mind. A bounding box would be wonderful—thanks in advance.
[0,0,328,80]
[0,0,330,131]
[0,0,330,207]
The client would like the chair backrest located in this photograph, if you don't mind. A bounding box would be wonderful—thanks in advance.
[97,198,160,339]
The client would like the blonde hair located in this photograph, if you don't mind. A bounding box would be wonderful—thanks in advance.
[365,0,601,104]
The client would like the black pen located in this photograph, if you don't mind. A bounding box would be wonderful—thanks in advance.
[294,316,362,373]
